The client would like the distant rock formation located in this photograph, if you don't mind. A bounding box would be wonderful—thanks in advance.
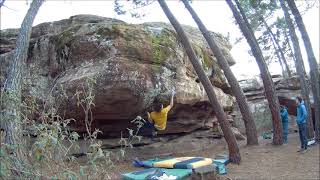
[234,74,315,134]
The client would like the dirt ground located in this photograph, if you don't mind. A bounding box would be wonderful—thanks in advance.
[113,133,320,180]
[224,134,320,180]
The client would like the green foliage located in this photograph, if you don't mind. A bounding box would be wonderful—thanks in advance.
[236,0,293,67]
[0,145,9,177]
[238,0,279,29]
[74,77,97,140]
[32,119,76,162]
[0,77,143,179]
[237,0,315,70]
[149,28,176,64]
[192,43,214,70]
[116,116,145,159]
[61,170,77,180]
[201,47,212,70]
[114,0,155,18]
[96,24,123,39]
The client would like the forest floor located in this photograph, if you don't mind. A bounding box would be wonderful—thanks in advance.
[111,132,320,180]
[222,133,319,180]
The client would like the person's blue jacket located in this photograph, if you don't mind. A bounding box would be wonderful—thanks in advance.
[280,107,289,123]
[296,101,307,125]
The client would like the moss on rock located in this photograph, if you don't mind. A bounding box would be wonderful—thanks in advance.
[50,24,82,50]
[149,28,176,65]
[96,25,123,39]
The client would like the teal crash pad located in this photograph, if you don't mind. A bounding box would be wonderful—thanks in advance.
[213,161,227,175]
[213,155,229,175]
[213,163,227,175]
[122,168,192,180]
[262,132,271,139]
[213,158,229,165]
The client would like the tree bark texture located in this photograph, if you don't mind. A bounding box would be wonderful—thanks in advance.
[280,0,314,139]
[227,0,283,145]
[1,0,44,175]
[158,0,241,164]
[286,0,320,142]
[182,0,258,145]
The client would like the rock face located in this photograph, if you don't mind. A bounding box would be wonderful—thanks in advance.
[234,75,315,134]
[0,15,238,137]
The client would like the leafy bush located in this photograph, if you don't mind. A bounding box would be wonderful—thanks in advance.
[0,77,144,179]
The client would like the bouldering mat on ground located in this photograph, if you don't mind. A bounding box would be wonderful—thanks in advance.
[213,158,229,165]
[122,168,192,180]
[148,157,213,169]
[136,157,172,168]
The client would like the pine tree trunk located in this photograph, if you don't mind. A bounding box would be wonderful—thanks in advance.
[1,0,43,175]
[270,32,287,78]
[280,0,314,139]
[182,0,258,145]
[157,0,241,164]
[286,0,320,142]
[227,0,283,145]
[275,44,287,78]
[284,30,296,65]
[260,17,292,77]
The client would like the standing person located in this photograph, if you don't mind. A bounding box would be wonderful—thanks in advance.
[296,96,308,152]
[280,105,289,144]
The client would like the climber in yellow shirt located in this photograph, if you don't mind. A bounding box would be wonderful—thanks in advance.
[146,90,175,137]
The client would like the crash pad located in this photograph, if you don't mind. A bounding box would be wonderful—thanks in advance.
[212,154,229,175]
[152,157,213,169]
[133,157,173,168]
[122,168,192,180]
[214,163,227,175]
[262,132,271,139]
[213,159,229,165]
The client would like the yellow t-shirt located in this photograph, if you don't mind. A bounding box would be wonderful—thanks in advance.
[150,105,171,130]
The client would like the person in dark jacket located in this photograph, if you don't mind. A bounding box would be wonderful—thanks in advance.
[296,96,308,153]
[280,105,289,144]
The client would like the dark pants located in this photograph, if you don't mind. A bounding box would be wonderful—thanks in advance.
[282,122,288,143]
[298,123,307,149]
[140,121,157,137]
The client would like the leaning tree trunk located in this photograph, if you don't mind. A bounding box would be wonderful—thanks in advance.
[227,0,283,145]
[267,29,287,78]
[286,0,320,142]
[273,39,287,78]
[157,0,241,164]
[1,0,44,175]
[260,17,292,77]
[182,0,258,145]
[284,29,296,64]
[280,0,314,139]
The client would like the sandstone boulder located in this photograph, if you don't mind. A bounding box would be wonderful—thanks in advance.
[0,15,236,137]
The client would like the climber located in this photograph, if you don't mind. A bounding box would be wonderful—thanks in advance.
[143,89,175,138]
[280,105,289,144]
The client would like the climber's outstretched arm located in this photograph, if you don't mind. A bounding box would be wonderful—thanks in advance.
[169,90,175,108]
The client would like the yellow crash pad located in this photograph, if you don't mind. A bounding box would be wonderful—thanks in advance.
[153,157,213,169]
